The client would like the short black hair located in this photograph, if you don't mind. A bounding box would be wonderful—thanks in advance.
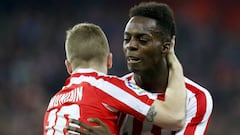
[129,1,176,41]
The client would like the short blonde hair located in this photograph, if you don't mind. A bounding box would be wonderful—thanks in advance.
[65,23,110,69]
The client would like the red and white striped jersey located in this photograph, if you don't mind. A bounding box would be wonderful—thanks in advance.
[119,73,213,135]
[43,68,160,135]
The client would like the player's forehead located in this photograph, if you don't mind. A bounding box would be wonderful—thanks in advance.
[124,16,159,35]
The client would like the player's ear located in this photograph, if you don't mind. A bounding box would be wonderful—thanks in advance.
[107,53,112,69]
[161,35,176,54]
[161,42,170,54]
[65,59,73,74]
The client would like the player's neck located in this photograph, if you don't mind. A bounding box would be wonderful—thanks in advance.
[133,69,168,93]
[133,60,169,93]
[75,64,107,74]
[91,66,108,74]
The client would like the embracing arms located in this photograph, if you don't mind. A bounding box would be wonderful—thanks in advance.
[66,36,186,134]
[148,36,186,130]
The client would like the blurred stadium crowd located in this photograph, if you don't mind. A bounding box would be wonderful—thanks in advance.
[0,0,239,134]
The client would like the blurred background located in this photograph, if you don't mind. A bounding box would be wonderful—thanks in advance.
[0,0,239,134]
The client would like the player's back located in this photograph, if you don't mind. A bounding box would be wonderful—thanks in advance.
[44,69,120,135]
[44,69,156,135]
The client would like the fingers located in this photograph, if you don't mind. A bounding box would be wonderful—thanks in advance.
[66,118,93,135]
[87,118,112,135]
[169,35,176,53]
[65,125,81,133]
[87,118,106,127]
[166,35,179,67]
[67,132,79,135]
[66,125,91,135]
[171,35,176,44]
[69,119,81,125]
[69,119,92,131]
[66,118,112,135]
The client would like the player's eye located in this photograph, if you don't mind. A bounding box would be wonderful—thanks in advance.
[139,40,147,45]
[139,37,149,45]
[124,35,130,43]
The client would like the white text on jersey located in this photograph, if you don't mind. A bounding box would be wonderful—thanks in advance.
[48,87,83,109]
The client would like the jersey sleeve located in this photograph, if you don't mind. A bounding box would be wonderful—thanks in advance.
[176,84,213,135]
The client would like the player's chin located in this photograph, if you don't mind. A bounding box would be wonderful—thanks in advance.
[128,65,142,74]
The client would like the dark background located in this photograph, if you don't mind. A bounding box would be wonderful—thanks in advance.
[0,0,239,134]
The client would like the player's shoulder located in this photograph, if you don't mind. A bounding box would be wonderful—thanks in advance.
[184,77,207,90]
[184,77,213,101]
[184,77,213,120]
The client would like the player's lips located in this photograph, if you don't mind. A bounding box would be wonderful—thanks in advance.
[127,56,141,64]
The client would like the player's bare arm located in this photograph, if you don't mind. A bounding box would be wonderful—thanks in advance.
[148,36,186,130]
[66,36,186,134]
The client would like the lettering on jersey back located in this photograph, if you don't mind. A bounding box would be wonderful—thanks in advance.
[48,87,83,109]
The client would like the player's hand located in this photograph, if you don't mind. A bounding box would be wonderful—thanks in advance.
[166,35,178,66]
[169,35,176,54]
[66,118,112,135]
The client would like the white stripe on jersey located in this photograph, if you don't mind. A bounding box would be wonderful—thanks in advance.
[182,78,213,134]
[175,90,196,135]
[119,74,213,135]
[174,77,213,135]
[184,77,208,92]
[185,77,213,120]
[67,75,151,116]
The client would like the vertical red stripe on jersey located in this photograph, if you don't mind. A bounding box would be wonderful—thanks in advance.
[184,83,207,135]
[132,118,143,135]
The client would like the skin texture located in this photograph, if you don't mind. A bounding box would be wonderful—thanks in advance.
[146,106,157,122]
[66,118,111,135]
[65,2,212,134]
[65,18,186,133]
[123,17,186,128]
[123,16,170,93]
[65,8,186,135]
[66,35,185,134]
